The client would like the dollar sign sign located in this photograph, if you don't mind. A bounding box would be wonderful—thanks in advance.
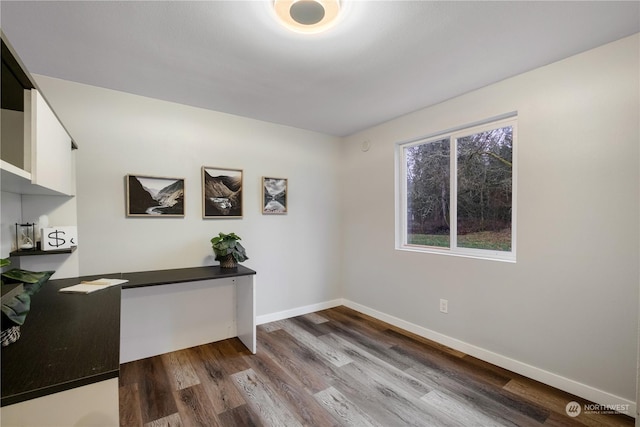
[48,230,66,248]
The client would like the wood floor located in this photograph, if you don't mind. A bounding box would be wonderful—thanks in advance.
[119,306,633,426]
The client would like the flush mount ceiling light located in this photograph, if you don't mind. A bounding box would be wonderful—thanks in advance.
[274,0,341,34]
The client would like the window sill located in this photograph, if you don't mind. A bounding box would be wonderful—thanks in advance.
[397,245,516,263]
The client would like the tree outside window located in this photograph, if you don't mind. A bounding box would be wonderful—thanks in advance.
[399,117,516,261]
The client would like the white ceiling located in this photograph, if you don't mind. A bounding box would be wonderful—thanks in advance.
[1,1,638,137]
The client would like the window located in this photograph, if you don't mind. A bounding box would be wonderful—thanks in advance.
[397,116,516,262]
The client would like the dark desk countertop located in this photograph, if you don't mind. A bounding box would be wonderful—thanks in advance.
[1,274,121,407]
[1,265,256,407]
[121,265,256,290]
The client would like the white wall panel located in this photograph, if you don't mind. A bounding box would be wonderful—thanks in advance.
[0,378,118,427]
[120,279,237,363]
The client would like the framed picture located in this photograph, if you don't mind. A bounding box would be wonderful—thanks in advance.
[262,177,287,214]
[126,175,185,217]
[202,166,243,218]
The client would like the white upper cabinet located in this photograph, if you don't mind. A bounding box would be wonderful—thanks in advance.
[29,90,74,196]
[1,34,76,196]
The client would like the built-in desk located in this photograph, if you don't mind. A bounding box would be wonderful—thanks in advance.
[0,265,256,426]
[1,274,121,426]
[119,265,257,362]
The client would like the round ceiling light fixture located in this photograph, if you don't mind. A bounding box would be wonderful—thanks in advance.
[274,0,341,34]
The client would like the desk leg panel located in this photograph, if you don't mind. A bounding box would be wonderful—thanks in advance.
[120,279,237,363]
[236,275,256,353]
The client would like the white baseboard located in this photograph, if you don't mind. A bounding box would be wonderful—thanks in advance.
[342,299,636,418]
[256,298,345,325]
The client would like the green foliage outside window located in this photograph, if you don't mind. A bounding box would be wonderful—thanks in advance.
[402,117,515,259]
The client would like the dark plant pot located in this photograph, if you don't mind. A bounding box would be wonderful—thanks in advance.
[219,254,237,269]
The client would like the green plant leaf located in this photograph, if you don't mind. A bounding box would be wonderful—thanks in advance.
[210,233,247,264]
[2,269,53,284]
[1,292,31,326]
[2,269,54,296]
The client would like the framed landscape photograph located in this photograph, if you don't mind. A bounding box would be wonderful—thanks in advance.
[202,166,243,218]
[126,175,185,217]
[262,177,287,214]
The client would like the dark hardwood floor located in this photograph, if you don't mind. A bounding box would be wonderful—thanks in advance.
[119,306,633,426]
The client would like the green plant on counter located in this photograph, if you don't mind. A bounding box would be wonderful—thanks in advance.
[0,259,55,346]
[210,232,248,268]
[0,258,8,291]
[1,291,30,327]
[0,258,30,331]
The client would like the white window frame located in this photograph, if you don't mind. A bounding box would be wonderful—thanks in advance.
[396,115,517,262]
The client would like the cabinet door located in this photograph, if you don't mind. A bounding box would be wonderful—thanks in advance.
[30,90,74,196]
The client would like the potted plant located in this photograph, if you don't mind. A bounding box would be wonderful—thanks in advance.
[210,232,249,269]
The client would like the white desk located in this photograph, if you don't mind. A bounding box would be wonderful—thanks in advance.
[119,266,256,363]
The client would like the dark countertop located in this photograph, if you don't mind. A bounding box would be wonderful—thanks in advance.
[120,265,256,290]
[1,265,256,407]
[1,273,122,407]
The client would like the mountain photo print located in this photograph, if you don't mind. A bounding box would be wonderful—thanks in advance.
[202,166,243,218]
[126,175,185,217]
[262,177,287,214]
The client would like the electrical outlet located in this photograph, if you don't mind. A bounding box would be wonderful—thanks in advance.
[439,299,448,314]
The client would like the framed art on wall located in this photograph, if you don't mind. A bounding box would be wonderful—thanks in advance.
[262,177,287,214]
[126,175,185,217]
[202,166,243,218]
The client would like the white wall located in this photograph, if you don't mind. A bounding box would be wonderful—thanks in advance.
[1,191,22,258]
[32,76,343,317]
[341,34,639,405]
